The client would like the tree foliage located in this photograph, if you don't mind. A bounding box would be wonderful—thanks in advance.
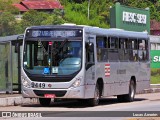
[0,12,17,36]
[0,0,19,14]
[61,0,160,22]
[21,10,49,28]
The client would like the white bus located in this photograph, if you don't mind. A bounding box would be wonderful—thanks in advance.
[21,24,150,106]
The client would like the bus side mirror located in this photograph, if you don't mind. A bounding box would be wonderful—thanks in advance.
[86,42,94,52]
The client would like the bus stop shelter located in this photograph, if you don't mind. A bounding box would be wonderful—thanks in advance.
[0,35,23,94]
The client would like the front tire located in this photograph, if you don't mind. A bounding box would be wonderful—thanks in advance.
[39,98,51,106]
[88,84,100,106]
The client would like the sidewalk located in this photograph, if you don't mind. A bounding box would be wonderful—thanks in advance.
[0,84,160,107]
[0,93,38,107]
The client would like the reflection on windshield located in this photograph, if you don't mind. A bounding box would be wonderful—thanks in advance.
[23,40,82,75]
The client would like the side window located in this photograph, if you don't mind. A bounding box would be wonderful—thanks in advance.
[119,38,126,49]
[108,37,119,61]
[138,39,147,61]
[96,37,108,62]
[119,38,129,61]
[86,43,94,63]
[109,37,118,49]
[129,39,138,62]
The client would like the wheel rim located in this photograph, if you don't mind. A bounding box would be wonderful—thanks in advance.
[94,85,99,104]
[130,82,135,99]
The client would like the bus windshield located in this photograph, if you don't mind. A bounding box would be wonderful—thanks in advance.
[23,39,82,75]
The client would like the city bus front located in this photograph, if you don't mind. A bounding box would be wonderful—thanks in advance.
[21,26,85,105]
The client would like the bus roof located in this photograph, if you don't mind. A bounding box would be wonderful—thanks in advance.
[84,27,149,39]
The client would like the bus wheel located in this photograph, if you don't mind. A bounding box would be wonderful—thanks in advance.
[88,84,100,106]
[117,80,135,102]
[39,98,51,106]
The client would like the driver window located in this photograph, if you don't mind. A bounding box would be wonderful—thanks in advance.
[86,43,94,63]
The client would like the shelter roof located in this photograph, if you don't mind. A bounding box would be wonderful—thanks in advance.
[20,0,63,10]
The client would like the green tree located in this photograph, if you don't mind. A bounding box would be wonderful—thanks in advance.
[63,1,110,28]
[0,0,19,14]
[0,12,17,36]
[21,10,65,30]
[42,10,65,25]
[21,10,49,29]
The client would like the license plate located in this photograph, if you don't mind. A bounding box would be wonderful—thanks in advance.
[44,94,56,98]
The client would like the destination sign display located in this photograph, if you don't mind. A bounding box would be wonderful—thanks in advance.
[26,29,83,38]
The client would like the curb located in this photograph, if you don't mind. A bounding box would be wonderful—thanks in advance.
[137,84,160,94]
[150,84,160,88]
[137,88,160,94]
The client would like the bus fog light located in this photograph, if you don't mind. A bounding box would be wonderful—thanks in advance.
[72,77,82,87]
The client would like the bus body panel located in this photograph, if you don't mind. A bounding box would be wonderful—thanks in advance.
[86,27,150,97]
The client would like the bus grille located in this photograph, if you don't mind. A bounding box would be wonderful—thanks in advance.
[33,90,67,97]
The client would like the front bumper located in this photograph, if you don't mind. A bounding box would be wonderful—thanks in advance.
[22,86,85,99]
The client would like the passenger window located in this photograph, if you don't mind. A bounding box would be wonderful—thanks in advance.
[96,37,108,62]
[129,39,138,62]
[109,37,118,49]
[119,38,126,49]
[138,39,147,61]
[118,38,129,61]
[108,37,119,61]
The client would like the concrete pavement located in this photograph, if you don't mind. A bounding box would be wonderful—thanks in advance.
[0,84,160,107]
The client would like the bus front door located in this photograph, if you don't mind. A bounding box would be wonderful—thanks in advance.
[84,41,95,98]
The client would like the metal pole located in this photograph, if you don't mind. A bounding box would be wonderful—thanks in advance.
[10,41,13,94]
[17,35,24,94]
[17,42,21,94]
[88,0,90,20]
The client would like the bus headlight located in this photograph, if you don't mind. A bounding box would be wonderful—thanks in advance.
[21,76,30,88]
[71,77,82,87]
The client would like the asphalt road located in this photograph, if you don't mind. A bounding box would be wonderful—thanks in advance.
[0,93,160,120]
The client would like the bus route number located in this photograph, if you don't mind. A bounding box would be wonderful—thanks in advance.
[31,82,45,88]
